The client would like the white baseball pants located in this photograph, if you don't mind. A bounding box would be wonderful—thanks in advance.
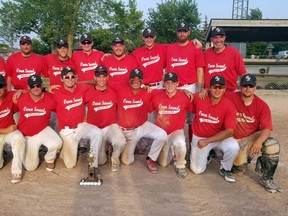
[158,129,187,169]
[0,130,25,175]
[121,121,167,165]
[59,122,102,168]
[190,134,240,174]
[98,124,126,166]
[23,126,62,171]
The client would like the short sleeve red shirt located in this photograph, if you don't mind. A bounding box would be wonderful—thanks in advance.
[0,92,16,128]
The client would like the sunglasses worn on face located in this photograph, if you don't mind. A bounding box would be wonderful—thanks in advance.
[0,84,6,89]
[211,85,225,90]
[81,41,92,45]
[20,42,31,46]
[29,84,42,89]
[242,84,255,88]
[64,75,76,80]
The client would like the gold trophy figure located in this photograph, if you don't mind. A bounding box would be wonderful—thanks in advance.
[80,149,102,186]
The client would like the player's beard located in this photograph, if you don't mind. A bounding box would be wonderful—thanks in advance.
[178,36,188,44]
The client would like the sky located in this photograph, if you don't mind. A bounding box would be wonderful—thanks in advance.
[135,0,288,21]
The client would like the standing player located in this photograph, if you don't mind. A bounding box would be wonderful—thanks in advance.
[6,36,45,91]
[43,38,76,85]
[52,67,102,170]
[102,37,138,86]
[226,74,281,193]
[130,28,167,89]
[117,69,167,173]
[166,21,205,143]
[85,65,126,172]
[151,72,193,178]
[16,75,62,172]
[0,56,5,77]
[203,27,246,92]
[190,75,239,182]
[0,75,25,184]
[72,33,105,82]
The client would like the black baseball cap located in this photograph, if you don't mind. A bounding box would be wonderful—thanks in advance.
[111,37,125,45]
[210,27,226,37]
[95,65,108,76]
[56,38,68,48]
[28,74,42,86]
[240,74,256,86]
[61,67,76,77]
[19,35,32,44]
[143,27,156,37]
[177,21,190,31]
[80,33,93,43]
[0,75,7,85]
[164,72,178,82]
[129,69,143,79]
[210,75,226,86]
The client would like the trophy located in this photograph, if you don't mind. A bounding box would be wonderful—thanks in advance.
[80,149,102,186]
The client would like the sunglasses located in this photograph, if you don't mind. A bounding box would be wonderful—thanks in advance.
[20,42,31,46]
[29,84,42,89]
[210,85,225,90]
[0,84,6,89]
[81,41,92,45]
[242,84,255,88]
[64,75,76,80]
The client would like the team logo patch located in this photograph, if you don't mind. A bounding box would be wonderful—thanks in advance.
[215,27,221,32]
[215,76,220,81]
[245,75,251,81]
[181,22,185,27]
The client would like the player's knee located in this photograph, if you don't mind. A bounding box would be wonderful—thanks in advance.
[190,164,204,175]
[25,163,38,172]
[262,137,280,156]
[120,155,134,165]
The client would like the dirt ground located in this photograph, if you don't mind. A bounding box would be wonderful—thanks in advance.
[1,90,288,216]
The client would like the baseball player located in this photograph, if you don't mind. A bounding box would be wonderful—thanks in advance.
[102,37,138,86]
[51,67,102,170]
[116,69,167,173]
[84,65,126,172]
[190,75,239,182]
[0,75,25,184]
[130,28,167,89]
[43,38,76,85]
[151,72,193,178]
[0,56,5,78]
[6,36,46,91]
[226,74,281,193]
[166,21,205,143]
[71,33,105,82]
[202,27,246,93]
[16,74,62,172]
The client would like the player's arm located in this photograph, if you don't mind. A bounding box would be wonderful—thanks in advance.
[250,128,271,155]
[7,76,12,92]
[192,39,203,49]
[0,125,17,134]
[196,67,204,91]
[197,128,234,149]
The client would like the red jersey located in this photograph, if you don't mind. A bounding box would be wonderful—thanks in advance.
[117,86,153,128]
[225,92,272,139]
[192,93,236,138]
[71,50,104,81]
[130,44,167,84]
[0,56,5,78]
[0,91,17,128]
[102,54,138,86]
[6,52,45,90]
[151,90,192,134]
[17,92,56,136]
[43,54,76,85]
[204,46,246,92]
[53,85,89,130]
[84,86,117,128]
[166,41,205,85]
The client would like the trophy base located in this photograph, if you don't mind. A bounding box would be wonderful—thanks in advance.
[80,177,103,186]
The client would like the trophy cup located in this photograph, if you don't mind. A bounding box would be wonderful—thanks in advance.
[80,149,102,186]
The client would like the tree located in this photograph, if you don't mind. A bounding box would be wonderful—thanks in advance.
[146,0,203,44]
[248,8,262,20]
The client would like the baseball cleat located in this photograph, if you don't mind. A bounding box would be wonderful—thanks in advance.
[46,162,55,172]
[260,179,282,193]
[146,159,158,173]
[219,168,236,183]
[176,168,186,179]
[11,174,22,184]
